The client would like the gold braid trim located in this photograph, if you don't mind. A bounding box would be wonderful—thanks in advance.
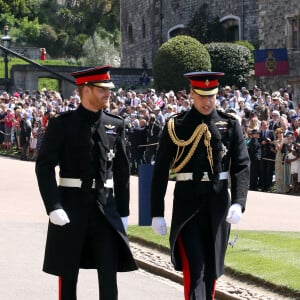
[167,118,214,174]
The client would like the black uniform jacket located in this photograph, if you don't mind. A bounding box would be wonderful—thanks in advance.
[151,107,249,278]
[36,105,138,278]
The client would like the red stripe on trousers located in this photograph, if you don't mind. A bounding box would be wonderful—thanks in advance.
[212,279,216,299]
[177,234,191,300]
[58,276,62,300]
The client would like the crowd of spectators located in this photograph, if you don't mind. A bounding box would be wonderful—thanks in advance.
[0,83,300,193]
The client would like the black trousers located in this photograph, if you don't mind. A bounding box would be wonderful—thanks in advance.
[249,159,260,190]
[59,208,118,300]
[177,208,216,300]
[21,140,29,160]
[259,158,275,191]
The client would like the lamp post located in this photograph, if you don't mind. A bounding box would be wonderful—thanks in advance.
[1,25,12,92]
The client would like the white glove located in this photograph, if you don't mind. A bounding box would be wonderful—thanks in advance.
[226,203,242,224]
[152,217,167,235]
[121,217,128,232]
[49,209,70,226]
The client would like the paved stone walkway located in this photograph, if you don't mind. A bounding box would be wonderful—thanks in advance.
[1,155,299,299]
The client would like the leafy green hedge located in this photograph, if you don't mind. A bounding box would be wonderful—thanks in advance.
[205,42,252,88]
[153,35,211,92]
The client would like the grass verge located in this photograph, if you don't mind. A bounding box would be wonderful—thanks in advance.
[127,226,300,296]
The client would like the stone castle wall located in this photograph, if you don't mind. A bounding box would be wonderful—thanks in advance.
[120,0,259,69]
[256,0,300,96]
[120,0,300,98]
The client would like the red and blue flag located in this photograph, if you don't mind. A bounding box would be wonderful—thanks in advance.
[253,48,289,76]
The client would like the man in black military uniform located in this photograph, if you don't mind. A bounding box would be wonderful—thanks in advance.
[35,65,138,300]
[151,72,250,300]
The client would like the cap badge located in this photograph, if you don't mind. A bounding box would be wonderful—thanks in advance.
[205,80,210,86]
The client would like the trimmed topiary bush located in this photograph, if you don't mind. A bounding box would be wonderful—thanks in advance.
[205,42,252,88]
[153,35,211,92]
[234,40,255,67]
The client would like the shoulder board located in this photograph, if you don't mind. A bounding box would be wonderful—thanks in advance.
[54,110,73,118]
[169,111,186,120]
[217,109,238,120]
[103,110,123,120]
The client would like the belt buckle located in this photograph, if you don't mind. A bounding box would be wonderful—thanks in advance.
[201,172,210,182]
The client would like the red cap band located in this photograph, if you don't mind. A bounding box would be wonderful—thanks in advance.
[190,79,218,89]
[75,73,111,85]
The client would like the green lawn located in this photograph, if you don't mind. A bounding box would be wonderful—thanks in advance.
[225,231,300,292]
[127,226,300,293]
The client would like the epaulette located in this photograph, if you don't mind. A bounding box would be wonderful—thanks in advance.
[217,109,238,120]
[54,110,73,118]
[103,110,123,120]
[168,111,187,120]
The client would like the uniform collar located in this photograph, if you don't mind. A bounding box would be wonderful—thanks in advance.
[189,106,217,122]
[78,104,102,124]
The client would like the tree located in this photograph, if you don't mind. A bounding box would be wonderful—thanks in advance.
[66,33,89,59]
[0,0,37,19]
[78,32,120,67]
[17,17,40,45]
[152,35,211,92]
[0,0,121,60]
[0,13,18,31]
[38,24,58,55]
[56,0,120,35]
[205,42,252,87]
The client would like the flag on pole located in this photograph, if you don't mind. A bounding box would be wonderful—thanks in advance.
[253,48,289,76]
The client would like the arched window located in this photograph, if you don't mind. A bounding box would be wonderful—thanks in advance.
[167,24,186,40]
[287,17,300,50]
[220,15,241,42]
